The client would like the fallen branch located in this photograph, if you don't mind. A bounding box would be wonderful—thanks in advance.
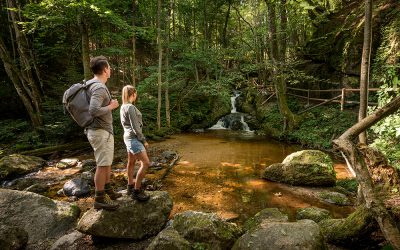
[159,155,180,180]
[20,141,90,157]
[333,95,400,248]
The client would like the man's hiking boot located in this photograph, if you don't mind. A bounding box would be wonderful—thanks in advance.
[105,183,122,200]
[94,191,119,210]
[131,188,150,202]
[127,184,135,195]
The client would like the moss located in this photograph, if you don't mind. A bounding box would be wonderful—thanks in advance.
[318,191,350,205]
[296,207,331,223]
[319,206,379,246]
[172,211,241,249]
[243,208,288,232]
[336,178,358,193]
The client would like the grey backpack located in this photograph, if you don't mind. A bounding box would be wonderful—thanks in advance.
[63,80,98,127]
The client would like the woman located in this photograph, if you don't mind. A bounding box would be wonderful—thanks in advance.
[120,85,150,201]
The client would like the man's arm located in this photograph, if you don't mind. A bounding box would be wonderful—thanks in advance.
[89,87,113,117]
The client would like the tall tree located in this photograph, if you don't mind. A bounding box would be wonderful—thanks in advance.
[132,0,137,87]
[157,0,163,130]
[0,0,43,127]
[358,0,373,144]
[78,14,91,80]
[165,0,173,128]
[267,0,297,129]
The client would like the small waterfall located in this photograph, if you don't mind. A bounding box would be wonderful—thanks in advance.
[231,92,240,113]
[209,92,253,132]
[240,115,250,131]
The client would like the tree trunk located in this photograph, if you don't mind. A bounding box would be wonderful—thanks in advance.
[157,0,163,130]
[333,95,400,248]
[267,0,297,129]
[358,0,373,144]
[165,0,173,128]
[131,0,137,87]
[279,0,287,61]
[0,38,42,127]
[222,0,232,48]
[78,14,91,80]
[1,0,43,127]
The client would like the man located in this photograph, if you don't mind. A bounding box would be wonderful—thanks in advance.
[86,56,121,210]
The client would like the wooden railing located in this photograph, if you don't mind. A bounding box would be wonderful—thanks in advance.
[255,83,382,112]
[286,87,379,111]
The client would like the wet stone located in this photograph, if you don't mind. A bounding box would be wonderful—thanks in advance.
[318,191,351,206]
[296,207,332,223]
[63,177,90,197]
[56,158,79,169]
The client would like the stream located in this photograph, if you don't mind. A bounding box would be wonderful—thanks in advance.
[151,130,355,223]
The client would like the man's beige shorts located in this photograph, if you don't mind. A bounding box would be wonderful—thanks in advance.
[87,129,114,167]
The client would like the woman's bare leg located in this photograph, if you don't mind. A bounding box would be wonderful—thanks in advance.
[126,152,136,185]
[134,151,150,190]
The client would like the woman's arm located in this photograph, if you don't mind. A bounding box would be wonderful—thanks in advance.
[128,105,146,142]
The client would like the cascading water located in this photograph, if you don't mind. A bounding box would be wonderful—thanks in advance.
[230,92,240,113]
[210,92,253,132]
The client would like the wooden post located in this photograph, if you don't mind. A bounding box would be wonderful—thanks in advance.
[341,88,346,111]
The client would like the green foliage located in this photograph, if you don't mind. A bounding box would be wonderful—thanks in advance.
[369,73,400,169]
[258,98,356,149]
[0,119,31,143]
[336,178,358,193]
[371,14,400,84]
[290,105,356,148]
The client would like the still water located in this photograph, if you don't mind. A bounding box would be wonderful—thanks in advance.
[155,130,354,223]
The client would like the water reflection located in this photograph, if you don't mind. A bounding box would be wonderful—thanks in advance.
[158,130,354,223]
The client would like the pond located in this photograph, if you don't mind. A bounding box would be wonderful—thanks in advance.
[153,130,354,223]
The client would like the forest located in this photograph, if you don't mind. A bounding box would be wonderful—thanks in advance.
[1,0,400,249]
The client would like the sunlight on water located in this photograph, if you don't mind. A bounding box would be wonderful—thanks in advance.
[157,130,355,223]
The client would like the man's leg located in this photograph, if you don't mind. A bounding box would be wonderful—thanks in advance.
[94,166,119,210]
[95,166,108,191]
[103,166,122,200]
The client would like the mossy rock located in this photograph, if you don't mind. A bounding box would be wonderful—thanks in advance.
[243,208,288,232]
[318,206,382,247]
[77,191,172,239]
[0,154,46,180]
[0,225,28,250]
[147,227,190,250]
[296,207,332,223]
[318,191,351,206]
[263,150,336,186]
[172,211,242,250]
[233,219,327,250]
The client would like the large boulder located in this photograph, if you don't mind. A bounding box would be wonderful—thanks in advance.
[147,227,191,250]
[0,154,46,180]
[149,211,242,250]
[243,208,288,232]
[233,219,327,250]
[0,189,80,248]
[50,230,86,250]
[77,191,172,239]
[318,206,383,247]
[0,224,28,250]
[263,150,336,186]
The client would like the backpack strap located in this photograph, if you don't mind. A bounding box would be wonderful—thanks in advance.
[86,79,112,102]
